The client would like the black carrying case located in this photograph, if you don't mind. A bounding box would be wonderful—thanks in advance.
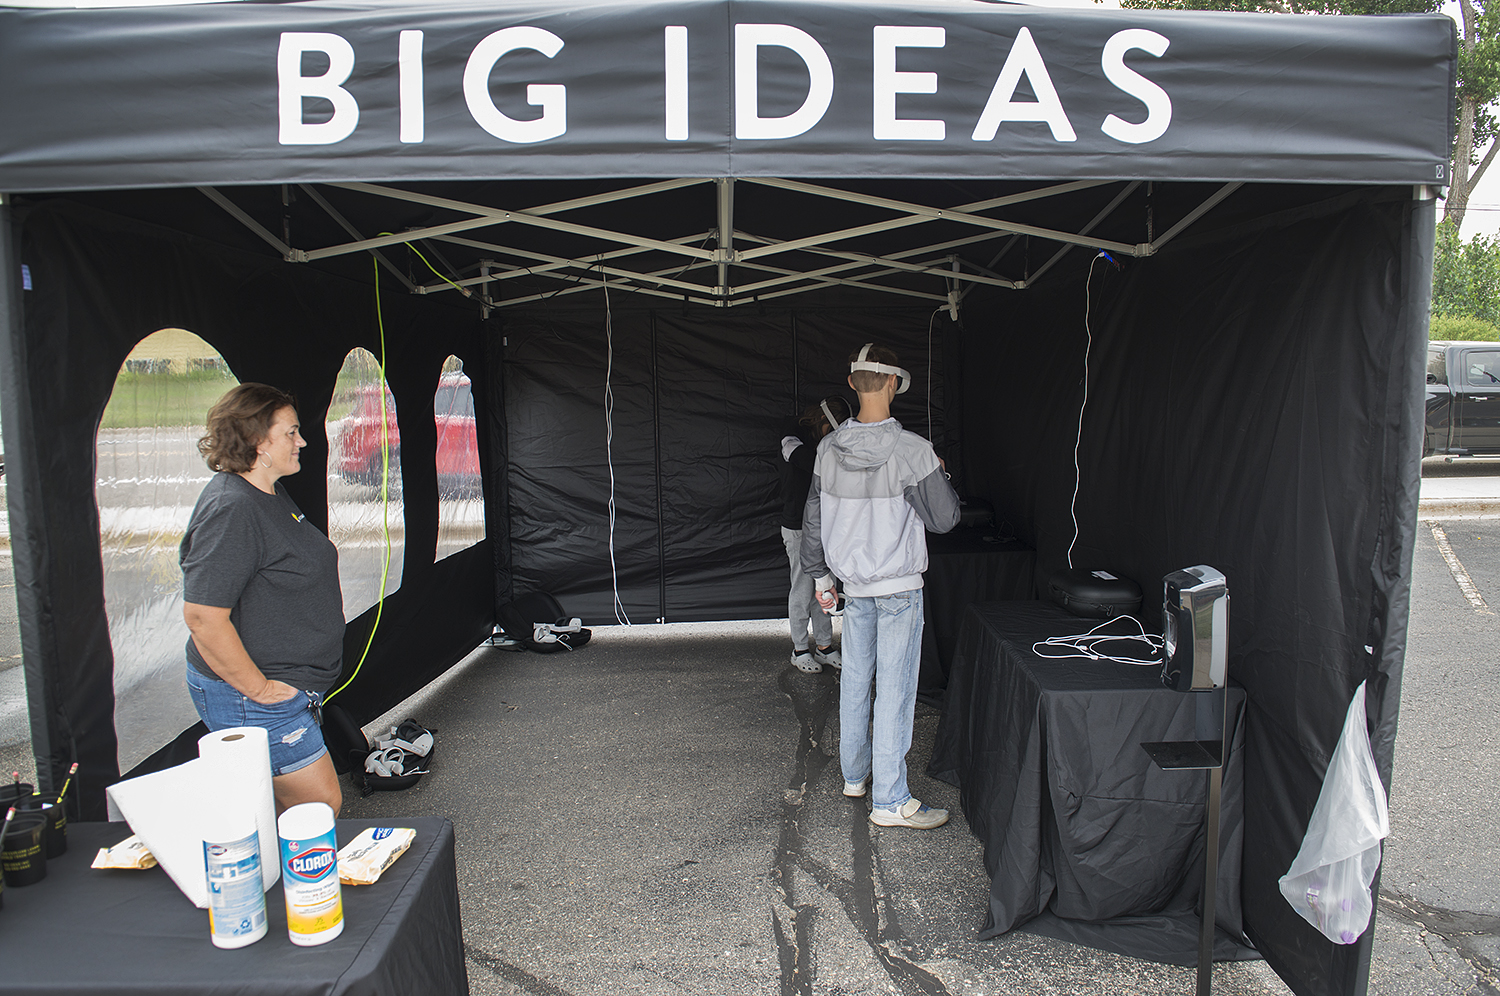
[1047,569,1143,619]
[497,591,592,653]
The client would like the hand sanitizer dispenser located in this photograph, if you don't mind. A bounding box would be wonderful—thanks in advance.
[1161,566,1229,692]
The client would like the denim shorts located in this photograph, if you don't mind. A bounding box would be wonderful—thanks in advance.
[185,665,328,776]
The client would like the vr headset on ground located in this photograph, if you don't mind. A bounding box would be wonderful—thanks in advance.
[497,592,592,653]
[357,719,436,794]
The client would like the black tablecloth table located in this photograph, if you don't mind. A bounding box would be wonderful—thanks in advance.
[929,602,1253,965]
[919,528,1035,693]
[0,817,466,995]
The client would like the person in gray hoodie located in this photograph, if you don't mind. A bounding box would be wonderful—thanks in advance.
[800,343,961,829]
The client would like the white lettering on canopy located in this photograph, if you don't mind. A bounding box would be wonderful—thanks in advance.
[665,26,689,141]
[735,24,834,140]
[268,22,1174,149]
[1101,29,1172,144]
[278,32,360,146]
[463,26,567,144]
[399,30,424,144]
[971,26,1077,143]
[873,26,945,141]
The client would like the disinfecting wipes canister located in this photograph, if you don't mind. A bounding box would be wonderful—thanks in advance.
[277,802,344,946]
[203,804,268,950]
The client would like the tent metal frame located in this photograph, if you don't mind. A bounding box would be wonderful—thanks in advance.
[199,177,1243,313]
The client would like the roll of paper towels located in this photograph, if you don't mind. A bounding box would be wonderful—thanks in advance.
[200,727,281,892]
[106,725,280,908]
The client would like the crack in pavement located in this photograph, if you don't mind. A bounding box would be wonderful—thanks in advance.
[464,942,580,996]
[1379,890,1500,995]
[772,668,837,996]
[774,668,951,996]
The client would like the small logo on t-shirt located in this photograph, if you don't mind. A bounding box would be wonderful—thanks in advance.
[291,512,305,523]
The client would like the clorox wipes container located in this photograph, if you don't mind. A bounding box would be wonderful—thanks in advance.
[277,802,343,945]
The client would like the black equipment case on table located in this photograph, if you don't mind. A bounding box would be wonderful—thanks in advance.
[1047,569,1143,619]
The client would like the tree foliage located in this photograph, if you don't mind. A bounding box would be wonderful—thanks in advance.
[1429,313,1500,340]
[1447,0,1500,229]
[1432,220,1500,326]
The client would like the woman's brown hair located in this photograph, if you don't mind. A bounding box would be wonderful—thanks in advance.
[799,397,851,435]
[197,383,298,473]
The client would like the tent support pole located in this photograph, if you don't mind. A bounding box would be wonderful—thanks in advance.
[198,186,298,260]
[741,177,1141,259]
[429,234,716,297]
[326,180,717,262]
[716,178,735,298]
[0,198,53,797]
[734,235,1019,293]
[297,184,416,292]
[1148,183,1243,253]
[1023,182,1142,288]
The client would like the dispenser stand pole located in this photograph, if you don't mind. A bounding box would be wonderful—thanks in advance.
[1197,762,1223,996]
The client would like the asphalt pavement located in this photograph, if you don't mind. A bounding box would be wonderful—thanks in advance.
[0,458,1499,994]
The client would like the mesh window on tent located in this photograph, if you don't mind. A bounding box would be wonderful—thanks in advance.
[98,328,236,771]
[328,347,404,620]
[435,355,484,562]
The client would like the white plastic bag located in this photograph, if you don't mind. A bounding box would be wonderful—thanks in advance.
[1278,681,1390,944]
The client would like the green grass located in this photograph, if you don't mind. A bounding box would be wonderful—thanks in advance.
[99,371,239,430]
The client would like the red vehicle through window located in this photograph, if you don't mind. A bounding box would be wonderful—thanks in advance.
[332,373,480,492]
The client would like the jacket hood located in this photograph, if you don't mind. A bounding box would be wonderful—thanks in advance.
[830,419,903,471]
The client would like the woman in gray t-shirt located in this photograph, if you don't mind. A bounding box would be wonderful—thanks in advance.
[180,383,345,815]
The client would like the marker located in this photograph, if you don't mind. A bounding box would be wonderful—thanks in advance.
[0,806,14,849]
[55,763,79,804]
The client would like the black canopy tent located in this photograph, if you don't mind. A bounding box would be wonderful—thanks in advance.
[0,1,1453,993]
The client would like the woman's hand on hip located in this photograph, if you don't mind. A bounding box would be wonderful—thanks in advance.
[248,678,301,705]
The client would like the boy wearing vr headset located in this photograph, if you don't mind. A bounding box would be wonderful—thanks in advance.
[800,344,960,829]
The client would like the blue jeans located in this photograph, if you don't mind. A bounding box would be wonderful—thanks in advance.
[185,665,328,776]
[839,588,924,809]
[782,527,833,652]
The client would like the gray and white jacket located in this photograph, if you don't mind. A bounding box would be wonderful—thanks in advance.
[799,417,960,598]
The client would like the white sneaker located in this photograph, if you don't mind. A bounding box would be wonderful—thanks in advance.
[843,776,869,798]
[812,646,842,670]
[870,798,949,829]
[791,649,821,673]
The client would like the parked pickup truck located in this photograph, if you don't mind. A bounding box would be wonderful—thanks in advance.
[1426,340,1500,457]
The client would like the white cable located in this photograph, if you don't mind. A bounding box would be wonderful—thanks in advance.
[1032,615,1162,665]
[926,306,942,441]
[1068,254,1108,570]
[602,269,632,626]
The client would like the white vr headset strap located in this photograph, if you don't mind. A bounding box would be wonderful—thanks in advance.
[850,343,911,394]
[819,399,841,429]
[532,617,583,644]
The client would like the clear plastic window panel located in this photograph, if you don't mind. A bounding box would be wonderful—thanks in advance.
[101,329,238,771]
[328,348,405,619]
[435,356,484,561]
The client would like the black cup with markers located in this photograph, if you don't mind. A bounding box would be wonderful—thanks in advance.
[1,810,47,887]
[15,795,65,858]
[0,781,33,815]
